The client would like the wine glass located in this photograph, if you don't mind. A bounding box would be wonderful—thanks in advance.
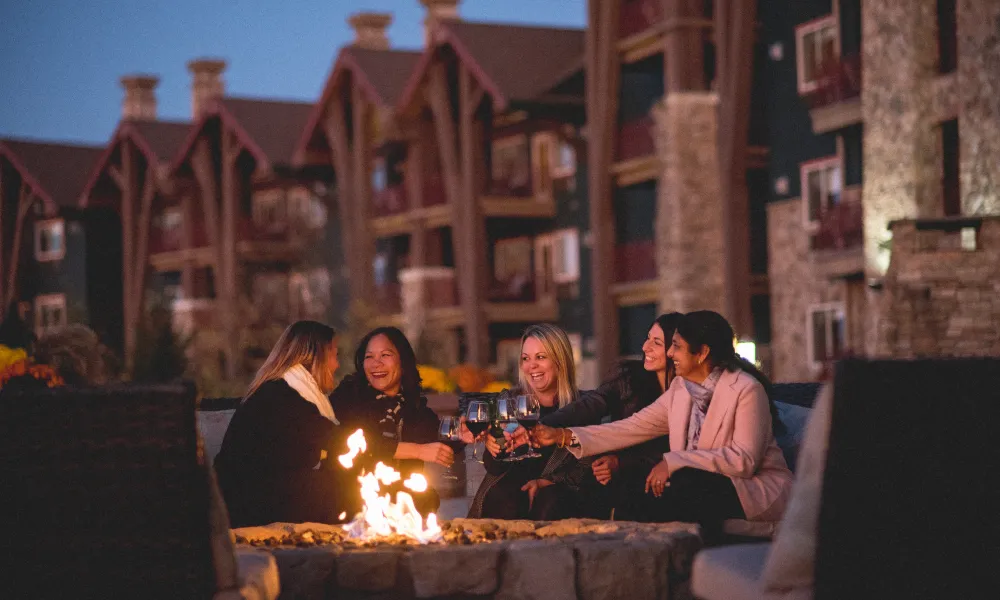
[495,396,515,461]
[465,399,491,463]
[437,416,463,480]
[514,394,543,459]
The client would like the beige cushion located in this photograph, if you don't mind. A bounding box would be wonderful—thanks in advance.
[722,518,777,538]
[693,543,813,600]
[760,383,834,592]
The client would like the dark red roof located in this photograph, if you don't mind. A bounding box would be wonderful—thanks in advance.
[346,47,423,107]
[398,21,585,111]
[0,138,104,210]
[218,97,314,165]
[129,119,192,163]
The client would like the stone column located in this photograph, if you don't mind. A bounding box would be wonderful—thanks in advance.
[861,0,941,278]
[653,92,727,316]
[958,0,1000,215]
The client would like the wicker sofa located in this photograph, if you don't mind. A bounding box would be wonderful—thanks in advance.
[0,382,279,600]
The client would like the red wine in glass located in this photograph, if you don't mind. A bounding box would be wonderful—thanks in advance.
[465,421,490,437]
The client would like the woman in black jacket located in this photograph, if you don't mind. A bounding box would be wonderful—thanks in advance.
[329,326,453,514]
[542,313,681,487]
[214,321,350,527]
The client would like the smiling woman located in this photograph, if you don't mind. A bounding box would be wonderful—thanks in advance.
[329,326,454,515]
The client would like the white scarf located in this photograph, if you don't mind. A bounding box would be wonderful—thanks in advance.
[282,364,339,425]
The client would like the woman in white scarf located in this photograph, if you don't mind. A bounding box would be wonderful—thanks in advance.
[214,320,351,527]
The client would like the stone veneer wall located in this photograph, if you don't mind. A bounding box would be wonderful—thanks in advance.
[653,93,727,317]
[767,199,860,381]
[861,0,944,278]
[876,217,1000,357]
[958,0,1000,214]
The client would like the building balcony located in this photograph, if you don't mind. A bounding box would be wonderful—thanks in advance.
[806,54,862,134]
[810,188,863,253]
[615,240,657,283]
[488,275,537,304]
[612,116,660,185]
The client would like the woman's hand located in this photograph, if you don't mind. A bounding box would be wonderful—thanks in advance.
[644,459,671,497]
[591,454,620,485]
[529,424,565,447]
[509,426,530,449]
[484,433,504,457]
[419,442,455,467]
[520,478,555,509]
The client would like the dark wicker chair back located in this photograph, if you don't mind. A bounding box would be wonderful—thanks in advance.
[0,382,216,599]
[816,358,1000,600]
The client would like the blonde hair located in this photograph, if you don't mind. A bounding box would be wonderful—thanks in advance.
[518,323,578,408]
[245,321,337,399]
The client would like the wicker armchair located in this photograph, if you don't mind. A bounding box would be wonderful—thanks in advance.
[0,383,278,599]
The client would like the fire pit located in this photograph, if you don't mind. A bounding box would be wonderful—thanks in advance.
[234,518,702,600]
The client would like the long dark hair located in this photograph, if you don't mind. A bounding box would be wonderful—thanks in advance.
[625,312,684,404]
[353,326,422,402]
[674,310,784,435]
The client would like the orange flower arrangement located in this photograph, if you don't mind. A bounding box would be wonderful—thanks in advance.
[448,364,495,393]
[0,358,65,389]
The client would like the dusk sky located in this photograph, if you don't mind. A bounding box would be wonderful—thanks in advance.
[0,0,586,144]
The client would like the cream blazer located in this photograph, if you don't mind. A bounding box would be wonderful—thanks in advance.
[569,369,793,521]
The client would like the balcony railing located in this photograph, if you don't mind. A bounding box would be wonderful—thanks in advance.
[372,185,409,218]
[619,0,662,40]
[615,240,657,283]
[239,217,291,243]
[149,220,210,254]
[616,115,657,163]
[804,54,862,110]
[811,189,863,252]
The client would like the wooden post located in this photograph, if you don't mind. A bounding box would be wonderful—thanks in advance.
[181,190,195,298]
[120,140,138,368]
[220,130,239,379]
[5,184,33,309]
[350,84,374,303]
[458,65,488,365]
[325,98,360,291]
[131,172,157,336]
[664,0,708,92]
[588,0,622,375]
[406,136,426,268]
[716,0,756,338]
[0,165,6,305]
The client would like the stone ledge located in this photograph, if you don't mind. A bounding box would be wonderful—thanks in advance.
[234,519,702,600]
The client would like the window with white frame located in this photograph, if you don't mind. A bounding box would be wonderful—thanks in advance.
[34,293,67,336]
[252,272,289,321]
[287,187,327,230]
[807,303,846,366]
[34,219,65,262]
[289,268,332,321]
[795,15,839,94]
[550,229,580,284]
[493,237,533,300]
[252,189,286,228]
[496,339,523,382]
[801,157,843,226]
[553,140,577,179]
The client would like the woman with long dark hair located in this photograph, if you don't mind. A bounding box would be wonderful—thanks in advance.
[329,326,452,513]
[542,312,682,491]
[215,320,348,527]
[531,311,791,532]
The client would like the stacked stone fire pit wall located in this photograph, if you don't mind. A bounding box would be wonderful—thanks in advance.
[234,519,702,600]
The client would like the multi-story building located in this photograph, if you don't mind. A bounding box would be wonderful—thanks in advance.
[764,0,1000,381]
[297,1,592,383]
[0,137,105,342]
[585,0,772,374]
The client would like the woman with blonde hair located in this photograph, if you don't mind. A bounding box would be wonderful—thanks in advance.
[467,323,603,520]
[214,320,350,527]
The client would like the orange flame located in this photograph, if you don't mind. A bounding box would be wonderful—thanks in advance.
[337,431,441,543]
[338,428,367,468]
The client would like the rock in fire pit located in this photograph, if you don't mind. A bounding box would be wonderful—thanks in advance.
[234,518,702,600]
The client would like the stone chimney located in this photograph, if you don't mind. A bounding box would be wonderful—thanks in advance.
[119,75,159,120]
[421,0,461,46]
[348,12,392,50]
[186,58,227,120]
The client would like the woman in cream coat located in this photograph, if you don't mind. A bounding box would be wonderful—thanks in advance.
[531,311,792,528]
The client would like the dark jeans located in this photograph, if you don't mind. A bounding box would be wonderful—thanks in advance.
[482,476,610,521]
[613,467,745,529]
